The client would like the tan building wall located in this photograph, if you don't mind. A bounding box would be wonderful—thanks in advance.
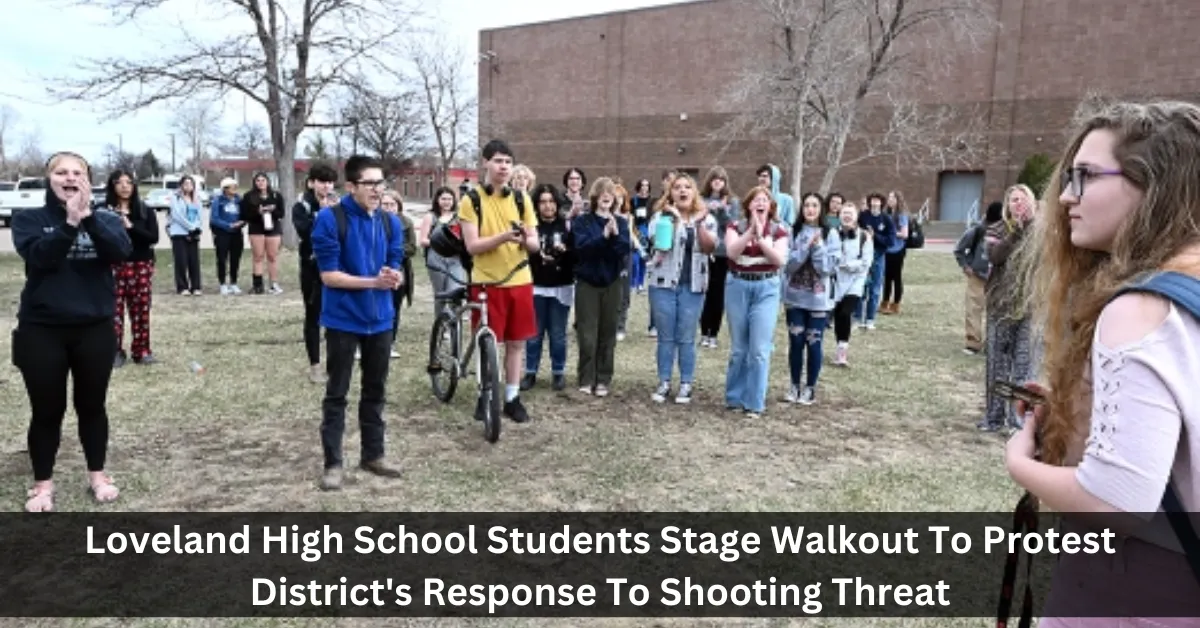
[477,0,1200,219]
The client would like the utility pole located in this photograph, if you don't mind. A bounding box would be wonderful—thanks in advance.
[118,133,123,154]
[169,133,176,172]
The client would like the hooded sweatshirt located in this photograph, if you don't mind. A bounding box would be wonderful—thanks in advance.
[210,193,244,233]
[12,190,133,326]
[784,223,842,311]
[292,189,321,264]
[311,194,404,335]
[242,180,285,235]
[769,164,797,227]
[109,202,159,263]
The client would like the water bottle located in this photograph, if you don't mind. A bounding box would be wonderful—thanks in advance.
[653,215,676,252]
[189,361,206,374]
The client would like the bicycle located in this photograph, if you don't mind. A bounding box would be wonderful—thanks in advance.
[425,259,530,443]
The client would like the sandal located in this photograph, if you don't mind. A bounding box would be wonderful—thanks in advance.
[88,474,120,504]
[25,482,55,512]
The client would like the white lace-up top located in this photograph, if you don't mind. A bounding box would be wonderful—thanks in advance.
[1075,301,1200,551]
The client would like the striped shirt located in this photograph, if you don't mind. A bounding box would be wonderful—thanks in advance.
[727,220,789,273]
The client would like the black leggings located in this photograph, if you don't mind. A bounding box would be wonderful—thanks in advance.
[883,250,907,304]
[12,320,115,481]
[700,256,728,337]
[171,236,202,292]
[833,295,861,343]
[300,261,323,365]
[213,230,244,285]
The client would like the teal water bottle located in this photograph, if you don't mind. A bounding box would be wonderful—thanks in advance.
[653,215,675,252]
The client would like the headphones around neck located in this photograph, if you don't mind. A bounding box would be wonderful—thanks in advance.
[482,183,512,198]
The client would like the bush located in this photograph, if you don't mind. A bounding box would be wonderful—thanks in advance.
[1017,153,1056,197]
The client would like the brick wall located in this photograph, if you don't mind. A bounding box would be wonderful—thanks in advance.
[479,0,1200,218]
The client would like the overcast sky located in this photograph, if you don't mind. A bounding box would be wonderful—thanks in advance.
[0,0,683,168]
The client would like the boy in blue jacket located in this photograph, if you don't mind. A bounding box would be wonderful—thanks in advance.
[310,155,404,491]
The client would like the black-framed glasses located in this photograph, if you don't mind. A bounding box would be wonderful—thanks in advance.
[353,179,387,190]
[1061,166,1123,199]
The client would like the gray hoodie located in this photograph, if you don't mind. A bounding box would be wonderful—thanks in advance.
[783,224,842,311]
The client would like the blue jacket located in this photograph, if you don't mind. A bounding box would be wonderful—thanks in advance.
[311,195,404,335]
[210,194,244,232]
[571,212,631,287]
[769,164,797,227]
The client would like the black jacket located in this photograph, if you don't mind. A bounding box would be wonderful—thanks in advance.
[531,216,575,287]
[242,189,285,235]
[291,190,320,264]
[12,191,133,326]
[113,204,159,263]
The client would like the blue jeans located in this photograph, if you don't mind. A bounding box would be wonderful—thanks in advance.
[649,285,705,383]
[526,294,570,375]
[723,276,781,413]
[786,308,829,388]
[858,254,886,322]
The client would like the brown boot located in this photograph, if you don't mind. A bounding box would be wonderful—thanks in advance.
[891,302,901,315]
[360,458,402,478]
[880,301,893,314]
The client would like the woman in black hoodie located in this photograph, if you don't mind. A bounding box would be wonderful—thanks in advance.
[522,183,575,392]
[108,168,160,367]
[10,151,132,512]
[241,171,286,294]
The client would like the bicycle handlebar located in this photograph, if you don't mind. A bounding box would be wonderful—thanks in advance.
[431,258,530,289]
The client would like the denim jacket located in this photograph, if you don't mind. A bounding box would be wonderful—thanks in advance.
[646,211,718,293]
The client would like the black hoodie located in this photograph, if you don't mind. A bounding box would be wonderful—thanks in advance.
[12,190,133,326]
[112,202,160,263]
[291,189,320,264]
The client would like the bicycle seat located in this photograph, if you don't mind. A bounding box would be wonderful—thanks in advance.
[435,286,467,302]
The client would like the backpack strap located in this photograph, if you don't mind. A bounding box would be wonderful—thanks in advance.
[333,203,347,246]
[1106,270,1200,585]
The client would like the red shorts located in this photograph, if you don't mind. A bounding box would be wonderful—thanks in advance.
[469,283,536,343]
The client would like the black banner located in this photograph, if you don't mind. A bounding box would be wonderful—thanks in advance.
[1,512,1197,618]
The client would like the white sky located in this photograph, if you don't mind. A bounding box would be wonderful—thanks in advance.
[0,0,685,168]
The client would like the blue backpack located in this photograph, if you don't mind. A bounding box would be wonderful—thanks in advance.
[997,270,1200,628]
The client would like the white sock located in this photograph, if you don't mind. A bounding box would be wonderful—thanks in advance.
[505,385,519,402]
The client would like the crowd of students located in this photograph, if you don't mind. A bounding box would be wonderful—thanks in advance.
[10,102,1200,624]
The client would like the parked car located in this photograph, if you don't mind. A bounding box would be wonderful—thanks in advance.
[0,177,47,227]
[145,188,174,212]
[91,185,106,209]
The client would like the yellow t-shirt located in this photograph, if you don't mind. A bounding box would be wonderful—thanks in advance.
[457,186,538,287]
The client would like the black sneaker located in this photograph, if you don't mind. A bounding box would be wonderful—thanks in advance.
[520,373,536,391]
[551,374,566,391]
[503,397,530,423]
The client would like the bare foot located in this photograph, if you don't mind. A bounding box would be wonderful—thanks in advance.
[88,472,119,503]
[25,480,54,512]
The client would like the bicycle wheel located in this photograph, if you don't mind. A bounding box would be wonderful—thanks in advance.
[428,310,459,403]
[477,332,503,443]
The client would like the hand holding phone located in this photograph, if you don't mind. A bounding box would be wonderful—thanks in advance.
[993,379,1046,406]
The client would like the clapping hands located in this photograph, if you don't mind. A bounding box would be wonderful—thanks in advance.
[376,267,404,290]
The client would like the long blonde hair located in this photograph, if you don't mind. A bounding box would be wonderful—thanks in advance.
[1013,100,1200,466]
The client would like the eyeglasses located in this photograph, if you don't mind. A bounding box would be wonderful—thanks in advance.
[1061,166,1124,199]
[354,179,387,190]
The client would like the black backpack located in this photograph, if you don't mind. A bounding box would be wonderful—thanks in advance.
[906,214,925,249]
[330,202,394,246]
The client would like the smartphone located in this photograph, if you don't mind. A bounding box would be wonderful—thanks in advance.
[993,379,1045,405]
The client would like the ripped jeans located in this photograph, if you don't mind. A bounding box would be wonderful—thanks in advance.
[786,308,829,389]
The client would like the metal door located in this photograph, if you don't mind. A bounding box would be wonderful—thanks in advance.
[937,172,985,222]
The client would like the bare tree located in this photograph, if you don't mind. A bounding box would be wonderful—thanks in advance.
[103,144,140,174]
[15,128,46,177]
[231,122,272,157]
[345,85,425,165]
[713,0,995,197]
[48,0,420,247]
[173,100,222,170]
[0,104,17,176]
[304,132,332,161]
[410,35,475,185]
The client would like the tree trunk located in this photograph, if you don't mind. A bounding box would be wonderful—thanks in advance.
[819,101,861,195]
[277,144,299,250]
[789,102,807,201]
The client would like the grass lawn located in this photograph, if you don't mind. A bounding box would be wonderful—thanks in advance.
[0,248,1018,627]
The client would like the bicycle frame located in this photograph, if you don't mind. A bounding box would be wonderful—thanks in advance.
[441,290,497,387]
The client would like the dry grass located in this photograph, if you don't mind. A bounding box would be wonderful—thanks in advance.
[0,248,1016,627]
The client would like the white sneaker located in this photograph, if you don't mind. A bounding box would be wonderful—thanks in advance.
[230,285,243,295]
[220,285,231,296]
[389,347,400,359]
[651,381,670,403]
[865,320,876,330]
[269,282,283,294]
[648,328,658,338]
[674,383,693,404]
[617,332,626,341]
[799,387,816,405]
[785,386,800,403]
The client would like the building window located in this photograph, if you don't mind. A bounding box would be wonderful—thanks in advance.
[402,178,409,197]
[428,176,434,199]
